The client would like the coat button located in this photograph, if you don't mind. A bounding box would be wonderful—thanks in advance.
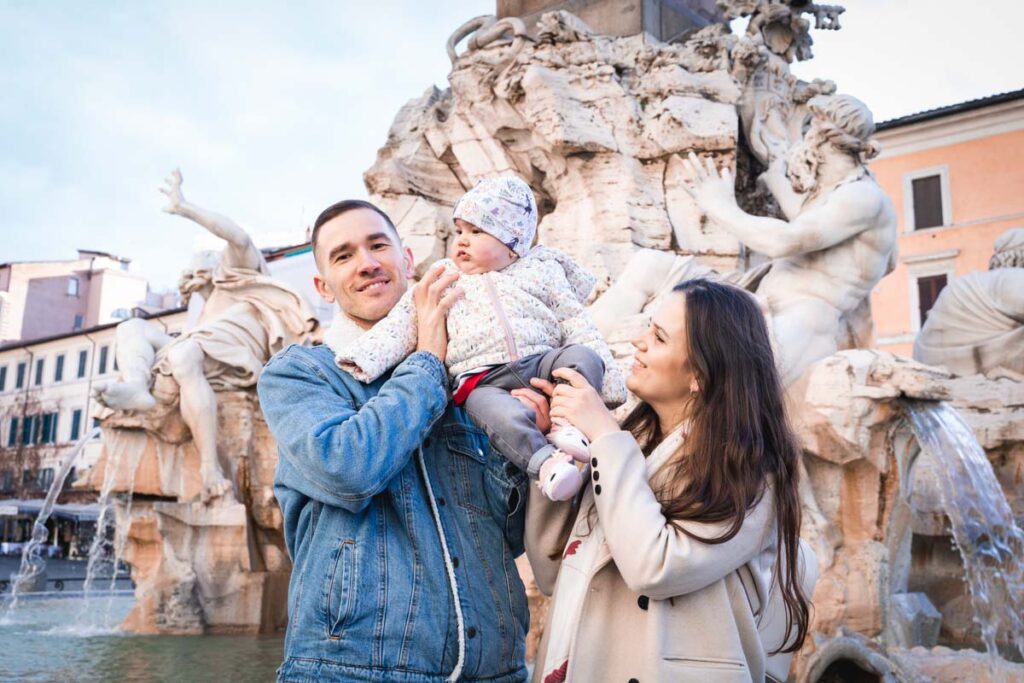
[467,626,477,639]
[628,679,639,683]
[637,595,649,610]
[452,557,459,568]
[594,484,602,495]
[437,497,446,506]
[593,471,600,481]
[591,457,598,467]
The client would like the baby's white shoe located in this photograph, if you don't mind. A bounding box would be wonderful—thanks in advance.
[538,451,582,501]
[547,422,590,463]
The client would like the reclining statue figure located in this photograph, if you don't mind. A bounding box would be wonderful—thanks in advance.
[914,228,1024,378]
[94,170,318,503]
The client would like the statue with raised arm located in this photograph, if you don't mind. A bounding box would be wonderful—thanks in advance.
[680,94,897,385]
[94,170,318,503]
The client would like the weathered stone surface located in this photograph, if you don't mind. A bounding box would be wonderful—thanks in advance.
[788,349,1024,679]
[889,592,941,649]
[365,13,745,291]
[91,390,289,635]
[891,646,1024,682]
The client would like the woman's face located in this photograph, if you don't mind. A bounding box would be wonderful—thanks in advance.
[627,292,696,406]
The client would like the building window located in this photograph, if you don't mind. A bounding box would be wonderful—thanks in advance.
[7,418,17,447]
[0,470,13,493]
[37,468,54,490]
[16,362,26,389]
[98,345,109,375]
[111,308,130,320]
[71,409,83,441]
[917,274,948,327]
[35,358,45,386]
[0,366,6,392]
[903,166,951,232]
[40,413,59,444]
[73,314,84,331]
[911,176,943,230]
[54,354,65,383]
[78,349,88,378]
[22,415,37,446]
[68,277,80,296]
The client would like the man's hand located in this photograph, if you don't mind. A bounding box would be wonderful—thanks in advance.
[413,265,463,362]
[680,151,739,215]
[511,386,552,434]
[160,168,186,215]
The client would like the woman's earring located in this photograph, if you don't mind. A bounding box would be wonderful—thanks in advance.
[689,378,700,394]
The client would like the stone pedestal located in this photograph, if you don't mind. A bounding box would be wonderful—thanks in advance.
[88,390,289,635]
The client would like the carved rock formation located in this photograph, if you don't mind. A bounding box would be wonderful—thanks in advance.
[88,391,288,634]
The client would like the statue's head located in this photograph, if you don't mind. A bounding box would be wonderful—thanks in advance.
[787,94,880,193]
[990,228,1024,270]
[178,250,220,304]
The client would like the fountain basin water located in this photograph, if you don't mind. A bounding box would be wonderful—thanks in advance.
[0,594,282,682]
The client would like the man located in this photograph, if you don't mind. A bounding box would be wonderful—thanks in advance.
[256,200,530,682]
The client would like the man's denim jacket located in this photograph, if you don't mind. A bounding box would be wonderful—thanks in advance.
[257,345,530,682]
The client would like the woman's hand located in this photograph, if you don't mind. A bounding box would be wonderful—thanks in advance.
[531,368,619,443]
[511,387,552,434]
[413,265,462,362]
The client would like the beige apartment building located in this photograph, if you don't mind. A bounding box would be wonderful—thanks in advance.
[0,308,188,499]
[0,250,174,345]
[869,89,1024,356]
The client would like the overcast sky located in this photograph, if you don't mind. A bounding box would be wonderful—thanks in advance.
[2,0,1021,290]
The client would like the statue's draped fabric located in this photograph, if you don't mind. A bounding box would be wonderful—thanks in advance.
[155,262,317,390]
[914,269,1024,376]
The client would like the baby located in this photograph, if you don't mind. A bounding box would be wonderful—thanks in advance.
[330,176,626,500]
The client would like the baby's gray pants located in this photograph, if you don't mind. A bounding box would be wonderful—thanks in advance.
[463,344,605,478]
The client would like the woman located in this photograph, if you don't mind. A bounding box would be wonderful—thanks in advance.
[520,279,815,683]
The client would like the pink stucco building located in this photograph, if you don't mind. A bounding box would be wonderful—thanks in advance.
[869,89,1024,356]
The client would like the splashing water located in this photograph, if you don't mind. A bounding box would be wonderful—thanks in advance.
[2,427,102,617]
[903,400,1024,672]
[78,429,146,630]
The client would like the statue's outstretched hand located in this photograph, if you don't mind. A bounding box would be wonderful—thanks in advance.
[160,168,186,215]
[681,151,738,214]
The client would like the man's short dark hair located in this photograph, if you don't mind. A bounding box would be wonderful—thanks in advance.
[311,199,399,257]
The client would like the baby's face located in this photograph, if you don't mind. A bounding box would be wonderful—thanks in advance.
[452,218,517,274]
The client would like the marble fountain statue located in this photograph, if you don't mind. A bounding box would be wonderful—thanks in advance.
[53,1,1022,680]
[86,170,319,634]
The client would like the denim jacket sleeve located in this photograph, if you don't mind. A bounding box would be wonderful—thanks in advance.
[257,347,449,513]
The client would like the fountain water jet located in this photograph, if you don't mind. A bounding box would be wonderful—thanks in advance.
[2,426,102,618]
[77,429,146,630]
[903,400,1024,672]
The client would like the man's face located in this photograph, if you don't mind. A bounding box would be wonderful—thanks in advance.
[313,209,414,329]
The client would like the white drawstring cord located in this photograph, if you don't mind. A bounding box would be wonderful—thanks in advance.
[417,446,466,682]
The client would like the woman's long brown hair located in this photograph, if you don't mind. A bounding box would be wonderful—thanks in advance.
[622,279,809,654]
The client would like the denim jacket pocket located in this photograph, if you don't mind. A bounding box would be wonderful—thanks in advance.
[324,539,357,640]
[445,426,491,514]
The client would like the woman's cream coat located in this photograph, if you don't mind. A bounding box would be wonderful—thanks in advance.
[525,431,816,683]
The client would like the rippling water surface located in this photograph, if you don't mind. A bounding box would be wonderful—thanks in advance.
[0,596,283,682]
